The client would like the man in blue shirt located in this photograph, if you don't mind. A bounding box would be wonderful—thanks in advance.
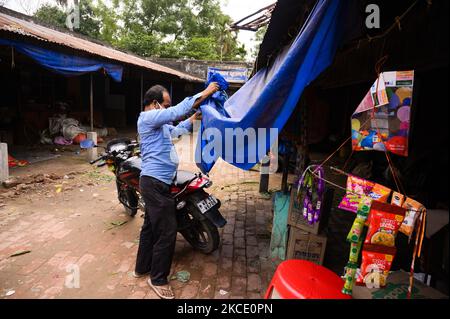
[135,83,219,299]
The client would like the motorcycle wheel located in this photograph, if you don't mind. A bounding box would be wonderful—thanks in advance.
[116,181,138,217]
[180,206,220,254]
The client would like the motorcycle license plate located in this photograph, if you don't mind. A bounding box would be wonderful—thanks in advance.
[197,196,218,214]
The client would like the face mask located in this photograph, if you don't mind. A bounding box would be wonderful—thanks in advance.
[155,101,162,110]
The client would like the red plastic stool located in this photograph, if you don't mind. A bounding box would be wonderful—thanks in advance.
[264,260,352,299]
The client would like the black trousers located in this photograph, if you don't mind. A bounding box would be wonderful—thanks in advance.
[135,176,177,286]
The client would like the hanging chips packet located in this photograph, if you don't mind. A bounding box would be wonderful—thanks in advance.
[391,192,405,207]
[390,193,424,238]
[356,244,396,288]
[342,262,358,295]
[347,198,372,243]
[365,201,406,247]
[349,239,363,263]
[338,175,391,213]
[400,197,425,238]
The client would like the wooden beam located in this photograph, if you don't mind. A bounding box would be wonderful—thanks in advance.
[90,74,94,132]
[140,72,144,111]
[259,155,270,193]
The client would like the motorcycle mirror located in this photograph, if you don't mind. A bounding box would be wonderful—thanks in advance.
[80,139,96,149]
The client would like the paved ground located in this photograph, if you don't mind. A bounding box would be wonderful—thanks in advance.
[0,135,292,299]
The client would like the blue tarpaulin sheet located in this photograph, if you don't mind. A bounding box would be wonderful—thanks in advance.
[0,38,123,82]
[196,0,349,173]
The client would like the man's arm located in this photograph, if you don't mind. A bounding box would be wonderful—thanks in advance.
[139,83,219,129]
[167,112,202,139]
[139,93,200,129]
[191,82,220,110]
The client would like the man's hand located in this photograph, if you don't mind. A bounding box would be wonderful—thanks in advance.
[204,82,220,96]
[189,111,202,123]
[192,82,220,109]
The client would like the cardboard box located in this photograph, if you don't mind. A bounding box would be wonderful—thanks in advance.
[352,270,448,299]
[286,226,327,265]
[288,187,333,235]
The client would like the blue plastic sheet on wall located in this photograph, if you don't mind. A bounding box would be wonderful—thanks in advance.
[196,0,350,174]
[0,38,123,82]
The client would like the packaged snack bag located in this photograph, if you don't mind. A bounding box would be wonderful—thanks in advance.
[338,176,374,213]
[365,201,406,247]
[338,175,391,213]
[347,218,366,243]
[391,192,405,207]
[342,262,358,295]
[400,197,425,238]
[369,183,391,202]
[349,239,363,263]
[356,244,396,288]
[347,198,372,243]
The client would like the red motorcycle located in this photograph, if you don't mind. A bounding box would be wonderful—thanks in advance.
[85,138,226,254]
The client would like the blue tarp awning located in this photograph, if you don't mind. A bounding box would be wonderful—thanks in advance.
[0,38,123,82]
[196,0,350,173]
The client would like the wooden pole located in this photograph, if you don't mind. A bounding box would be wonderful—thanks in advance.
[90,74,94,132]
[281,152,291,193]
[259,154,270,193]
[87,74,97,162]
[140,72,144,111]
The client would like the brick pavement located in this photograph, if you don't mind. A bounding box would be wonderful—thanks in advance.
[0,140,292,299]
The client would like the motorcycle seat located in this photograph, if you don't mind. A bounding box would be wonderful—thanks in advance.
[122,156,142,171]
[174,170,197,187]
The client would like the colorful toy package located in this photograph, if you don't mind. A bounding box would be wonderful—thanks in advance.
[351,71,414,157]
[338,175,391,213]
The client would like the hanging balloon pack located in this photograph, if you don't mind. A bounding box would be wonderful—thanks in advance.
[296,165,325,225]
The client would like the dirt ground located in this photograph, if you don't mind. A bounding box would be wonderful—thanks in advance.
[0,135,294,299]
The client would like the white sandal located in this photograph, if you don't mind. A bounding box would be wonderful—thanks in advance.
[148,280,175,299]
[132,271,150,278]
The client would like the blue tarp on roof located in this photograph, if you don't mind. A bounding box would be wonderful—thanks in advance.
[0,38,123,82]
[196,0,350,173]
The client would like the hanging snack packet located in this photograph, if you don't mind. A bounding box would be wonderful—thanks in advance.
[342,262,358,295]
[356,244,396,288]
[347,198,372,243]
[369,183,391,202]
[400,197,425,238]
[365,201,406,247]
[349,239,363,263]
[347,218,366,243]
[391,192,405,207]
[338,176,374,213]
[339,175,391,213]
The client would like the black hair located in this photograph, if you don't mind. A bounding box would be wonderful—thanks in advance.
[143,85,168,108]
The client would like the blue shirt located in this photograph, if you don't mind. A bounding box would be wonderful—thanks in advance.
[137,93,202,185]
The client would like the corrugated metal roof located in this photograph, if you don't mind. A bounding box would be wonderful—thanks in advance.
[0,10,203,82]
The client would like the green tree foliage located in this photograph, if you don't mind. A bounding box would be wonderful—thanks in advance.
[34,0,100,40]
[33,0,247,61]
[34,4,66,29]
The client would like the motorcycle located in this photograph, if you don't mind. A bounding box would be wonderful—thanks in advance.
[81,138,226,254]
